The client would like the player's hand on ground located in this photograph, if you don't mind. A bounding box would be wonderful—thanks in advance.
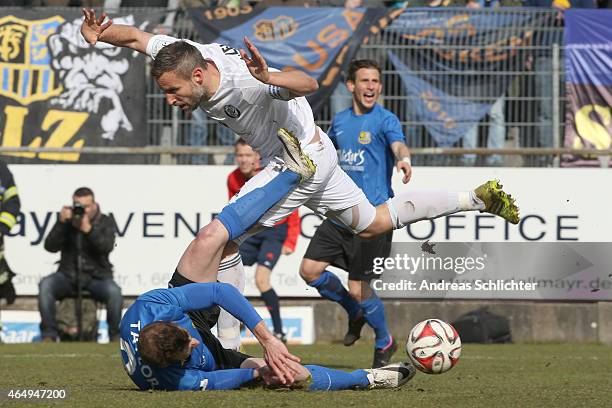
[281,246,294,255]
[262,335,301,385]
[397,161,412,184]
[81,8,112,45]
[240,36,270,84]
[255,365,283,387]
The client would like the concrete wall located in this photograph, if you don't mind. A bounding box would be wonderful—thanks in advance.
[4,297,612,345]
[311,300,610,344]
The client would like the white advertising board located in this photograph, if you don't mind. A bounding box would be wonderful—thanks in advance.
[6,165,611,296]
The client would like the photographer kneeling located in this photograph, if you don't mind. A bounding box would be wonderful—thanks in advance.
[38,187,122,342]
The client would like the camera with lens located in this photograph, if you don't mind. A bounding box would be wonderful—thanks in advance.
[72,202,85,220]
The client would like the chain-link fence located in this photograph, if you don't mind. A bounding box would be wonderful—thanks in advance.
[0,7,565,166]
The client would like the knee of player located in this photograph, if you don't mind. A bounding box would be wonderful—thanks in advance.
[359,208,392,239]
[195,220,228,245]
[348,287,363,302]
[299,261,321,283]
[255,272,270,289]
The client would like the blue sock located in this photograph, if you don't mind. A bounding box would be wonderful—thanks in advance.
[360,294,391,350]
[217,171,299,240]
[308,271,361,320]
[305,365,369,391]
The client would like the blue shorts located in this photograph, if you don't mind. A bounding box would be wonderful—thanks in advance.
[239,223,288,270]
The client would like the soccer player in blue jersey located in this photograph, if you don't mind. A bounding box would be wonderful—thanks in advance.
[119,282,416,391]
[300,60,412,368]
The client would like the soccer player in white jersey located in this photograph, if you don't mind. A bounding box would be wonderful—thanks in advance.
[81,9,519,361]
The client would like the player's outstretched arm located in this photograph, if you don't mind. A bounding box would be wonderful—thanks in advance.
[240,36,319,97]
[81,8,152,54]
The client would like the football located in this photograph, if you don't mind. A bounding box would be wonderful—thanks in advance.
[406,319,462,374]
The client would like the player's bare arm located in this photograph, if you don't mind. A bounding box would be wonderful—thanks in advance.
[251,320,302,385]
[81,8,152,54]
[240,36,319,97]
[391,141,412,184]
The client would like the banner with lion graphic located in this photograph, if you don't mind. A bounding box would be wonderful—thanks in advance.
[0,9,163,163]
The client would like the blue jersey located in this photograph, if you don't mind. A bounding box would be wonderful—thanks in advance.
[119,283,262,391]
[328,104,404,206]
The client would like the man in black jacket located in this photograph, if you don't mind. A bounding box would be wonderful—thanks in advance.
[38,187,122,342]
[0,159,21,309]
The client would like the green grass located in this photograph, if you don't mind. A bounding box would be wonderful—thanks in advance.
[1,342,610,407]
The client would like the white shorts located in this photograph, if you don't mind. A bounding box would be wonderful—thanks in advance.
[230,130,367,228]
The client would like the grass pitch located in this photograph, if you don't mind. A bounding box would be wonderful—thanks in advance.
[0,342,610,407]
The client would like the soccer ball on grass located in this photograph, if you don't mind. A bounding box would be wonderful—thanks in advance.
[406,319,461,374]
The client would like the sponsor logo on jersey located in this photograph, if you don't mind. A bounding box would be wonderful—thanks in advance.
[338,148,365,170]
[358,131,371,145]
[254,16,298,42]
[224,104,241,118]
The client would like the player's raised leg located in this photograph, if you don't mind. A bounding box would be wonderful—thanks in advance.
[332,179,520,240]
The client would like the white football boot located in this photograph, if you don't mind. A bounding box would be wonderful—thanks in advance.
[364,362,417,389]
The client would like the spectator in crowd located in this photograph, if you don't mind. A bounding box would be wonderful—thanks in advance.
[329,0,365,118]
[462,97,505,166]
[462,0,505,166]
[522,0,596,165]
[227,139,300,343]
[38,187,122,342]
[0,159,21,310]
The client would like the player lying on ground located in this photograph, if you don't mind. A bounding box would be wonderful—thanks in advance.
[120,282,416,391]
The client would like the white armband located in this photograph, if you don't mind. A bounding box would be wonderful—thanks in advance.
[267,85,293,101]
[402,157,412,166]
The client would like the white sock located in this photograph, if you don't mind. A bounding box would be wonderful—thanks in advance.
[387,189,482,229]
[458,191,485,211]
[216,253,245,351]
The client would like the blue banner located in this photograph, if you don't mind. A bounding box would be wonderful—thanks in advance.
[388,9,542,147]
[563,10,612,166]
[188,5,400,114]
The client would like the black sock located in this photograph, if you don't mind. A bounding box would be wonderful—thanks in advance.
[261,289,283,334]
[168,270,220,330]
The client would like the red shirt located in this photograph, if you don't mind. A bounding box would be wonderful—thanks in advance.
[227,168,300,251]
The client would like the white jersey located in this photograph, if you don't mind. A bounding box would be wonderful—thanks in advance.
[146,35,317,162]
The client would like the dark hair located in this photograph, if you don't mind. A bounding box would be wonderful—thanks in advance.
[347,59,382,83]
[151,41,206,79]
[137,321,191,368]
[73,187,94,199]
[234,138,248,147]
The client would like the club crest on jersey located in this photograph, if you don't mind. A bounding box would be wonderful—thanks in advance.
[224,104,241,119]
[358,131,372,145]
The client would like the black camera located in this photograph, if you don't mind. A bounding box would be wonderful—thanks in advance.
[72,202,85,220]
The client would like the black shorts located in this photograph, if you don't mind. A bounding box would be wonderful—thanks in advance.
[240,223,288,270]
[168,271,251,369]
[303,219,393,282]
